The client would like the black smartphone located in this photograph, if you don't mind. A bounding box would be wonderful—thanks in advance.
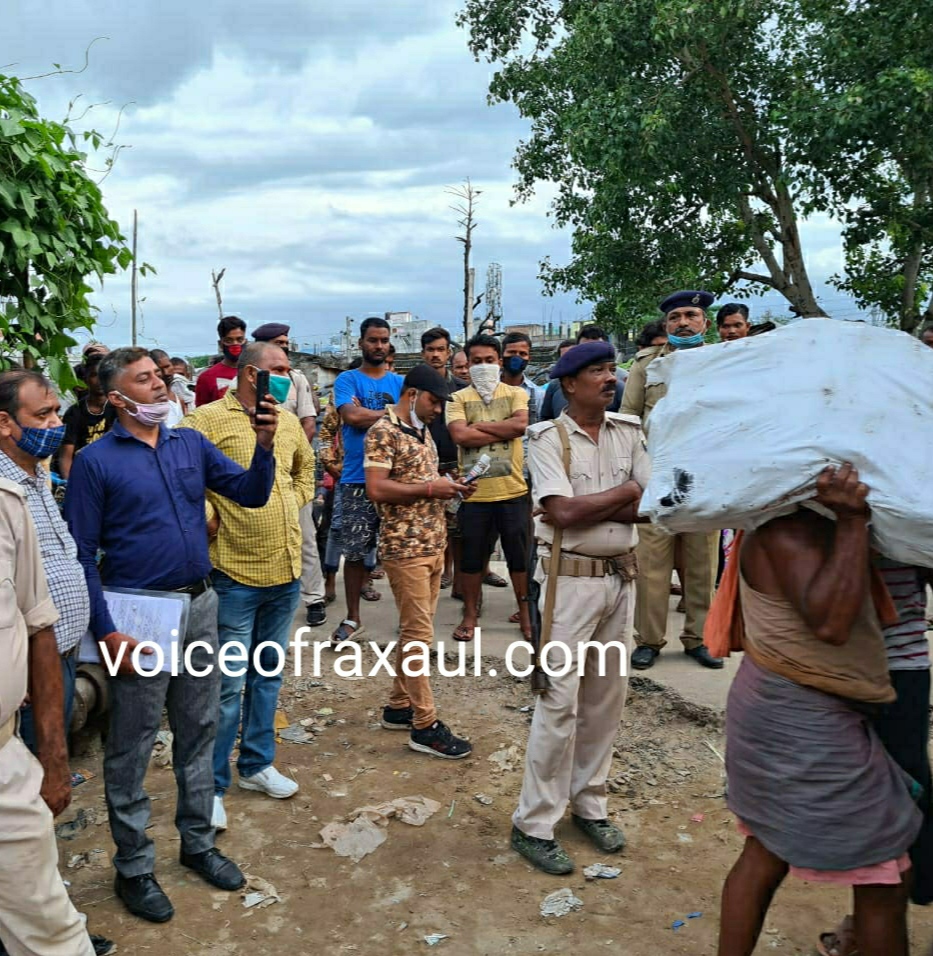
[255,369,271,420]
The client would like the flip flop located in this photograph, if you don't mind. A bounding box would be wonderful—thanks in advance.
[452,623,475,642]
[361,584,382,602]
[483,572,508,588]
[509,611,521,624]
[817,916,857,956]
[370,568,385,580]
[440,574,453,589]
[331,620,366,644]
[325,593,337,605]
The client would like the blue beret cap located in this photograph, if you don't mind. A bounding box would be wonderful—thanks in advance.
[253,322,290,341]
[659,290,714,314]
[549,340,616,379]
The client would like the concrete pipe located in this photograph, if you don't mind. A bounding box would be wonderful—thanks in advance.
[69,664,110,735]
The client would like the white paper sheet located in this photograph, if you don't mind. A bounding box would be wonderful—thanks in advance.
[79,588,190,674]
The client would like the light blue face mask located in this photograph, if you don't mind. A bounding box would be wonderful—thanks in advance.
[668,331,705,349]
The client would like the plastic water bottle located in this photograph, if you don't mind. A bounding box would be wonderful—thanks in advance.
[446,453,492,514]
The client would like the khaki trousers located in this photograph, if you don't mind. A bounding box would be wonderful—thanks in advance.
[513,573,634,840]
[383,552,444,730]
[0,735,94,956]
[635,525,718,651]
[299,501,325,605]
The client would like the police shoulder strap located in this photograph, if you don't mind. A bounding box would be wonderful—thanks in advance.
[538,421,572,661]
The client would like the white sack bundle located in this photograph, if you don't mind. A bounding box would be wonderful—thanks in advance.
[640,318,933,565]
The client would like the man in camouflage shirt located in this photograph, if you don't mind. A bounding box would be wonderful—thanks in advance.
[364,365,476,760]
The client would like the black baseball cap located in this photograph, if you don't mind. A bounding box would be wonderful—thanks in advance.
[402,363,451,401]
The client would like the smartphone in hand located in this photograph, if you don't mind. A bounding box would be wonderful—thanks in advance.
[255,369,272,421]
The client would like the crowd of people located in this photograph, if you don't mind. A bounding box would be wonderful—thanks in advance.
[1,295,932,956]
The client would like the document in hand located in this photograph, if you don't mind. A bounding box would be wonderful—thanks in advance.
[640,318,933,566]
[79,588,191,674]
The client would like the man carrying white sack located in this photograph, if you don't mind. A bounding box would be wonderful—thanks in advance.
[621,290,723,670]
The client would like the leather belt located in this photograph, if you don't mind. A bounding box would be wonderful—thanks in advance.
[0,715,16,751]
[541,550,639,580]
[173,577,212,597]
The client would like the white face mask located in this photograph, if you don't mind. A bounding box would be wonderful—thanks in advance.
[409,393,425,432]
[469,363,500,404]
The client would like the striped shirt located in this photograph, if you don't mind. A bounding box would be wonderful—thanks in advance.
[879,558,930,671]
[0,452,89,654]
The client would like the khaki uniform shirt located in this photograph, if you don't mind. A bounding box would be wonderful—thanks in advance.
[0,477,59,729]
[528,411,651,557]
[284,369,317,423]
[619,343,675,434]
[182,391,316,588]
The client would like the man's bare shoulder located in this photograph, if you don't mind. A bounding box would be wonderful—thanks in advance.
[749,508,831,550]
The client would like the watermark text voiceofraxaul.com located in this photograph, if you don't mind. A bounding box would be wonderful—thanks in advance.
[96,628,630,681]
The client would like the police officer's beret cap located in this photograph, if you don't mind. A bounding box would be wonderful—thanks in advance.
[549,341,616,379]
[253,322,291,341]
[659,290,715,314]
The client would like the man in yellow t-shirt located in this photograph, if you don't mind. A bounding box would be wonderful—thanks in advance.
[446,334,530,643]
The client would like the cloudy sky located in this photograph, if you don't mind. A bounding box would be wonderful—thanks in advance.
[2,2,861,357]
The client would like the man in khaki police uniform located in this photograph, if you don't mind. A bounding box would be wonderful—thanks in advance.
[621,289,723,670]
[0,477,95,956]
[511,341,649,874]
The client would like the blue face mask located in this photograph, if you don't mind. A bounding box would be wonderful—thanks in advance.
[268,373,292,404]
[15,422,66,459]
[504,355,529,375]
[667,331,705,349]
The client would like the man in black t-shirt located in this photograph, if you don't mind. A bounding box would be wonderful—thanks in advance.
[59,353,116,478]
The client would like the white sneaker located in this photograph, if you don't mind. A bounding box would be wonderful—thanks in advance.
[238,766,299,799]
[212,795,227,831]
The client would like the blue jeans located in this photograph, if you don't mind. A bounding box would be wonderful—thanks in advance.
[211,571,301,794]
[19,652,78,757]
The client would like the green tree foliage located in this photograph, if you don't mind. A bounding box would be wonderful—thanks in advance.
[789,1,933,330]
[457,0,933,332]
[0,73,139,385]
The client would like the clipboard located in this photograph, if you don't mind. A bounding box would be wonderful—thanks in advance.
[79,587,191,674]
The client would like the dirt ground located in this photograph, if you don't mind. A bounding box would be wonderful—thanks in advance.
[60,645,933,956]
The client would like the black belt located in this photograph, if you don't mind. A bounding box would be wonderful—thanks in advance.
[173,577,212,597]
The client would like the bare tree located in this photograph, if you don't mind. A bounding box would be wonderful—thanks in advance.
[447,179,484,343]
[211,268,226,319]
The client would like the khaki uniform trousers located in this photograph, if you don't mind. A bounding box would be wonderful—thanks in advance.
[635,524,718,652]
[0,734,94,956]
[299,501,325,606]
[513,573,634,840]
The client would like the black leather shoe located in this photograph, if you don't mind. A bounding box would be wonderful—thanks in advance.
[114,873,174,923]
[631,645,660,670]
[180,847,246,890]
[684,644,724,669]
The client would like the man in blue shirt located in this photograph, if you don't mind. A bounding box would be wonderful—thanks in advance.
[540,327,625,420]
[64,347,277,925]
[331,318,403,643]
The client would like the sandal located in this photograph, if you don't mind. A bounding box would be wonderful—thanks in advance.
[332,620,366,644]
[483,572,508,588]
[361,584,382,602]
[509,611,521,624]
[370,568,385,580]
[324,592,337,605]
[817,916,857,956]
[452,623,475,642]
[440,574,453,589]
